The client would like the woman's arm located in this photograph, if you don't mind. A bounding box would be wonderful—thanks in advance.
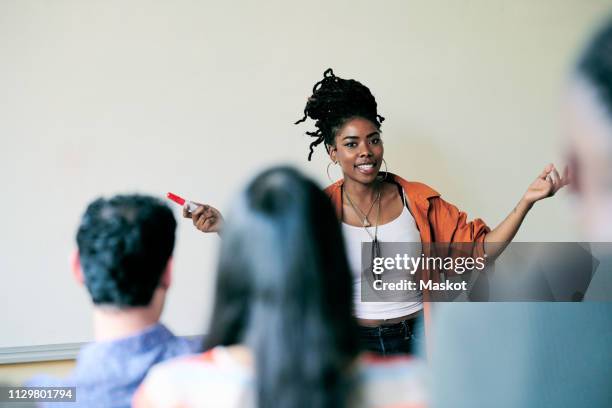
[484,164,569,259]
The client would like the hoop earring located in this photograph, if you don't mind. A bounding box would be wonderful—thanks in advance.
[326,161,340,183]
[377,159,389,181]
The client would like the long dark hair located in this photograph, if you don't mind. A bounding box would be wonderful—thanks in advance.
[205,166,360,408]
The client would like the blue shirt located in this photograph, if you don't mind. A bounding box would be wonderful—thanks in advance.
[28,323,202,408]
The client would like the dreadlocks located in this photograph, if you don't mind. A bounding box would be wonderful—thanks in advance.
[295,68,385,161]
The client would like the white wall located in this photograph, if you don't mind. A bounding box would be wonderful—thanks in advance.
[1,0,609,349]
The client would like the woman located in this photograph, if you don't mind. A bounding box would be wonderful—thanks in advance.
[134,167,426,408]
[186,69,569,355]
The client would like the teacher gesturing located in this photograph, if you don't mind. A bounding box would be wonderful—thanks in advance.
[187,69,569,355]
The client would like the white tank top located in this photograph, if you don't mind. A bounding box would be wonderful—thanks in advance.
[342,189,423,320]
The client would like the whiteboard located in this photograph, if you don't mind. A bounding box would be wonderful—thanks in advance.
[0,0,590,355]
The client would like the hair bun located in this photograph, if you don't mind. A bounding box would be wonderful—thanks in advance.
[295,69,384,160]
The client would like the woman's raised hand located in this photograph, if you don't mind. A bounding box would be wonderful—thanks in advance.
[522,163,570,205]
[183,203,224,234]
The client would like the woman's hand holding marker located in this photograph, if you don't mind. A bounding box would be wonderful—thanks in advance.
[184,202,223,234]
[167,192,224,234]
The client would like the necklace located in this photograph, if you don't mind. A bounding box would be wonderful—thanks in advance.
[343,184,383,281]
[370,193,382,280]
[369,191,381,242]
[344,186,381,228]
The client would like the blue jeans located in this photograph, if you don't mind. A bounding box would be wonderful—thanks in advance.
[358,318,422,356]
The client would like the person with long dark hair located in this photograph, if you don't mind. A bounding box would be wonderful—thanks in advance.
[134,167,426,408]
[186,69,569,355]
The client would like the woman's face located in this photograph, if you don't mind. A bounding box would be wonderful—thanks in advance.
[329,117,384,185]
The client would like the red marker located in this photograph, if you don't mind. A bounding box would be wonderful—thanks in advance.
[167,192,199,212]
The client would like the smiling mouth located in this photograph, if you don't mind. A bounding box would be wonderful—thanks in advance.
[355,162,377,174]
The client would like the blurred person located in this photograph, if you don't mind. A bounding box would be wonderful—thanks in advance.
[429,17,612,408]
[568,18,612,242]
[567,15,612,301]
[186,69,569,355]
[133,167,426,408]
[28,194,201,408]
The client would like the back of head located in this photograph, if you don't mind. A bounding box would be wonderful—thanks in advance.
[76,194,176,307]
[206,166,359,408]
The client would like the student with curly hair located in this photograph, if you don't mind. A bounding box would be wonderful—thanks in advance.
[188,69,569,355]
[28,195,201,408]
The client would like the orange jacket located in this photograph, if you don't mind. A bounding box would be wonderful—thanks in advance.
[324,172,490,343]
[324,173,490,245]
